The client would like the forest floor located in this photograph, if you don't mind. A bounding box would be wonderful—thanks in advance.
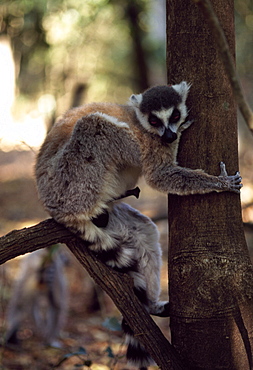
[0,150,169,370]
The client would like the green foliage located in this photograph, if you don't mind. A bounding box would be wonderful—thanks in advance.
[0,0,251,105]
[102,316,122,331]
[53,344,118,367]
[0,0,49,95]
[104,346,115,358]
[235,0,253,79]
[0,0,165,107]
[54,346,90,367]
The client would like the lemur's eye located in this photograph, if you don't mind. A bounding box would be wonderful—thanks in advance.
[170,109,181,123]
[149,114,162,127]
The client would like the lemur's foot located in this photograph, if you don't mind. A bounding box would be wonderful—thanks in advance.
[150,301,170,317]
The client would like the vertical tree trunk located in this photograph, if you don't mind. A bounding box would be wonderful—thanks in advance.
[166,0,253,369]
[125,1,150,90]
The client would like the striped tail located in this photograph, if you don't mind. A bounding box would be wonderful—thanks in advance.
[122,318,154,368]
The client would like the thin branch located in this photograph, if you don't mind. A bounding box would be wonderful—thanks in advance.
[0,219,185,370]
[0,219,72,264]
[193,0,253,134]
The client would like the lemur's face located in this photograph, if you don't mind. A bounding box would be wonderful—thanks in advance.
[129,82,190,143]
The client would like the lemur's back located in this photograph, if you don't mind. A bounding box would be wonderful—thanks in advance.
[37,102,138,156]
[35,102,142,232]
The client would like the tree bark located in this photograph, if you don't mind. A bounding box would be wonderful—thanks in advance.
[0,219,185,370]
[166,0,253,369]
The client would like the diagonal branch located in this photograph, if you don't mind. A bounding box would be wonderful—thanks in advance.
[193,0,253,134]
[0,219,185,370]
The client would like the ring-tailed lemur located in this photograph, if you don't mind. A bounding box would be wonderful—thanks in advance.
[5,246,68,348]
[35,82,242,368]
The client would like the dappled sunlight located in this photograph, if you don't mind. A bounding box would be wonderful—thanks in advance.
[0,38,15,111]
[0,113,47,151]
[0,38,48,151]
[241,183,253,206]
[241,183,253,223]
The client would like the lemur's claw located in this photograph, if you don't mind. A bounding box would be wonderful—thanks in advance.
[219,161,228,176]
[179,119,194,132]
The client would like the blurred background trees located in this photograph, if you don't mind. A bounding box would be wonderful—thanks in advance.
[0,3,168,368]
[0,0,166,119]
[0,0,167,150]
[0,0,252,147]
[234,0,253,231]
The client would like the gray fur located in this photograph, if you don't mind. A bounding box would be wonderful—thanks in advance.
[97,203,162,308]
[5,247,68,347]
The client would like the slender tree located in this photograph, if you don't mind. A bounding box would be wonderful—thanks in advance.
[166,0,253,369]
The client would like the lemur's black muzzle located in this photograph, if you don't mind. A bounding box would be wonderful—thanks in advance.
[162,127,177,143]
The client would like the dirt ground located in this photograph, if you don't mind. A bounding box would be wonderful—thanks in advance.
[0,150,169,370]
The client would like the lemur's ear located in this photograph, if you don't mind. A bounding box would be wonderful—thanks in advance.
[129,93,143,108]
[172,81,191,102]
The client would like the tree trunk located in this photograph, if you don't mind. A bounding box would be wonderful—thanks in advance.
[166,0,253,369]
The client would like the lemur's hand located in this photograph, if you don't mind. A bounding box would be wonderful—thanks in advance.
[218,162,242,194]
[179,119,194,133]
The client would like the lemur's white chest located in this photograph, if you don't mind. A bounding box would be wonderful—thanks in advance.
[119,166,141,191]
[102,165,141,204]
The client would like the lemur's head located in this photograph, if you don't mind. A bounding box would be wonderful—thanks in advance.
[129,81,190,143]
